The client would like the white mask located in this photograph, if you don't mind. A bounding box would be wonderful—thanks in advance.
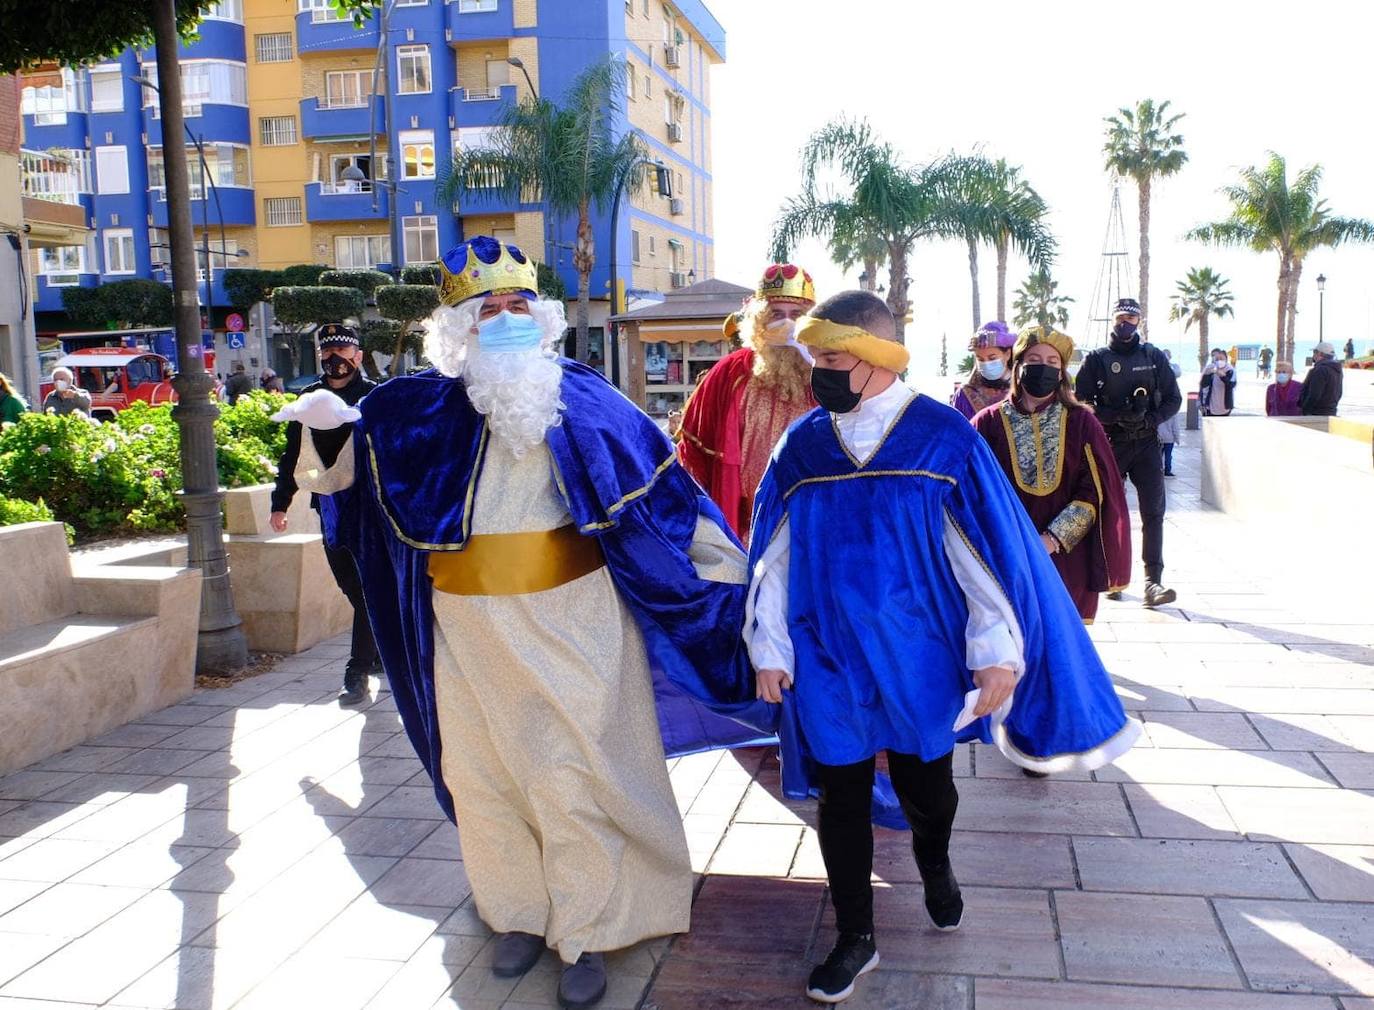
[55,379,70,391]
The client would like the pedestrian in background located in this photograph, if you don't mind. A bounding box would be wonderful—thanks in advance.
[1300,341,1344,416]
[0,372,27,424]
[951,321,1015,419]
[1074,297,1182,608]
[1344,338,1355,361]
[270,324,379,705]
[1265,361,1303,417]
[1199,349,1237,417]
[260,368,284,393]
[1158,410,1180,476]
[1258,346,1274,379]
[224,361,254,405]
[42,367,92,416]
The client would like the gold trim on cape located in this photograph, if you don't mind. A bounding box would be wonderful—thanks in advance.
[366,424,489,552]
[427,524,605,596]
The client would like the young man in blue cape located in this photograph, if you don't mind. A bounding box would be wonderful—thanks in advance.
[272,237,772,1010]
[744,291,1140,1005]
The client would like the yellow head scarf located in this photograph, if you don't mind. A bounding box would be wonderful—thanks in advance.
[1013,325,1074,365]
[795,316,910,372]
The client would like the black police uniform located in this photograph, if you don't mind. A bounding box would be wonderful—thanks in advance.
[1074,335,1181,586]
[271,364,378,687]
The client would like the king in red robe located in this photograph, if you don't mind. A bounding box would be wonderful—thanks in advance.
[676,264,817,542]
[973,326,1132,623]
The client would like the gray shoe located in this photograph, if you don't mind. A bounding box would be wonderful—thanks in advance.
[1143,582,1177,608]
[491,931,544,978]
[558,952,607,1010]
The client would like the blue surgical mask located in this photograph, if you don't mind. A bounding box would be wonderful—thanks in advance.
[475,310,543,353]
[978,359,1007,381]
[1276,373,1291,385]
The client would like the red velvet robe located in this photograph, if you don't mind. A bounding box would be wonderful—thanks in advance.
[676,347,815,542]
[973,398,1132,622]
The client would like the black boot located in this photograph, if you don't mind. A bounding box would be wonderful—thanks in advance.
[338,666,369,706]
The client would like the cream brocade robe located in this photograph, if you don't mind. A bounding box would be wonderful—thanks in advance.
[429,442,692,961]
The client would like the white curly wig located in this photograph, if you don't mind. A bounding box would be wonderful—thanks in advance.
[422,295,568,457]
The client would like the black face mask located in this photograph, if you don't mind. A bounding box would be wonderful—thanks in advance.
[1020,363,1061,399]
[810,362,871,414]
[321,356,357,380]
[1110,321,1139,352]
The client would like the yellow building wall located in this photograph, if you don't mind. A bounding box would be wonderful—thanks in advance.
[455,42,507,93]
[245,0,311,268]
[507,36,540,105]
[513,0,538,29]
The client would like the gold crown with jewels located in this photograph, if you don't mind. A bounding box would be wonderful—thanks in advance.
[755,263,816,305]
[437,237,540,307]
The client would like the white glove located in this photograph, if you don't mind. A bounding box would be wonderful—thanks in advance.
[270,388,361,430]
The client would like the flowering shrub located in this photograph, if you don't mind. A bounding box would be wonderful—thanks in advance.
[0,390,295,538]
[0,495,73,544]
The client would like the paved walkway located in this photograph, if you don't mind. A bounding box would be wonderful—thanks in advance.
[2,432,1372,1010]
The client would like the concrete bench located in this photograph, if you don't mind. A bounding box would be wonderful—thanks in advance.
[0,522,201,775]
[99,484,351,655]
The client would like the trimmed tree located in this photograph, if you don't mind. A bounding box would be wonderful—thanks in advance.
[222,268,281,312]
[271,286,365,376]
[319,269,393,304]
[359,319,402,379]
[375,284,441,377]
[60,279,174,329]
[401,263,441,286]
[277,263,330,287]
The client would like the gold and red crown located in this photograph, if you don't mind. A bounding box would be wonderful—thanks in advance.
[756,263,815,305]
[437,236,540,307]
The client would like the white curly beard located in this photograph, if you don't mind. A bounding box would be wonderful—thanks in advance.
[422,297,568,457]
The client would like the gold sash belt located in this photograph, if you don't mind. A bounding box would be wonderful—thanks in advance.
[427,524,604,596]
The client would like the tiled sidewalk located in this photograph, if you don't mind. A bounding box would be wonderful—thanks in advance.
[2,433,1372,1009]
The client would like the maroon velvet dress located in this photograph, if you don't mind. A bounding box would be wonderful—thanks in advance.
[973,398,1132,622]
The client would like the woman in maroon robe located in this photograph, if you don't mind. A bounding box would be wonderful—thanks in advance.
[973,326,1132,623]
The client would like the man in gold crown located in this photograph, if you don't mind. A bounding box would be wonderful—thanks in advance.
[272,237,771,1009]
[676,263,817,542]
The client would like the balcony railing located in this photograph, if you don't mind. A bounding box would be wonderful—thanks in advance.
[318,96,369,110]
[462,87,501,102]
[20,149,82,204]
[319,180,376,194]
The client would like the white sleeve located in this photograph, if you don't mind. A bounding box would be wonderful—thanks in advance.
[941,514,1024,676]
[293,427,357,494]
[743,517,794,678]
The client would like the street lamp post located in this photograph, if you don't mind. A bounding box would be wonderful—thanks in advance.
[1317,273,1327,345]
[140,2,247,674]
[505,56,537,101]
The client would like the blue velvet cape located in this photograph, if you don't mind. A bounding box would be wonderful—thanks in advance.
[320,361,777,822]
[748,393,1139,801]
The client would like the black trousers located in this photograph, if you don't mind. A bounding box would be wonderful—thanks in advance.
[1160,442,1175,474]
[815,750,958,936]
[323,540,378,676]
[1110,434,1167,583]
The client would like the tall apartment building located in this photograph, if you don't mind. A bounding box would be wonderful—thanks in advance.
[17,0,724,379]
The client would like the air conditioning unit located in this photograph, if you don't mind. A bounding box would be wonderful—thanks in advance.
[666,121,683,143]
[664,45,680,67]
[670,271,688,288]
[669,197,684,216]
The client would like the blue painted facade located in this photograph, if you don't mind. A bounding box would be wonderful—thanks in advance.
[27,0,721,331]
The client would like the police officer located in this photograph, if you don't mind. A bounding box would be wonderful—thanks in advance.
[1074,298,1181,608]
[270,324,380,704]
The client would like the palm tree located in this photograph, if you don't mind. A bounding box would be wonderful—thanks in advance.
[769,117,958,338]
[1187,153,1374,361]
[827,214,888,292]
[1011,266,1074,332]
[437,59,646,361]
[1169,267,1235,368]
[940,155,1055,330]
[1104,98,1188,336]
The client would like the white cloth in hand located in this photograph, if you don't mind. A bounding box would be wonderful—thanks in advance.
[270,388,360,429]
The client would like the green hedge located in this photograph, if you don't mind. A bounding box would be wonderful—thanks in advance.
[0,495,73,545]
[0,391,293,539]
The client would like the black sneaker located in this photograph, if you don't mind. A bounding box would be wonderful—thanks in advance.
[1106,590,1125,602]
[1143,582,1177,608]
[918,860,964,931]
[806,932,878,1004]
[338,668,369,707]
